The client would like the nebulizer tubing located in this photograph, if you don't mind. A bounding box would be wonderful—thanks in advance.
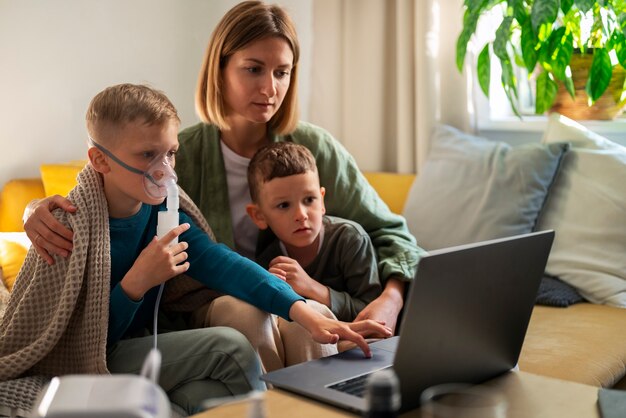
[145,178,180,382]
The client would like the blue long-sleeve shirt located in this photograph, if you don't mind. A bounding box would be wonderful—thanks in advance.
[107,203,303,346]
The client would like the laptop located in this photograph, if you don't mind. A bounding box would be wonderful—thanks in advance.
[261,230,555,413]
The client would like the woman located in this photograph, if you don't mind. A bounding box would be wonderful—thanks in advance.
[24,0,423,370]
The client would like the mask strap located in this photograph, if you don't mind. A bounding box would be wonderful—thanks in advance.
[89,137,159,186]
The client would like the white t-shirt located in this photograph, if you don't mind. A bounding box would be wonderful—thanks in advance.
[220,140,258,259]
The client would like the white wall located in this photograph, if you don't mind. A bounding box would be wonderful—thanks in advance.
[0,0,312,187]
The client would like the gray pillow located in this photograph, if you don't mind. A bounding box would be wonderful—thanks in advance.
[536,274,584,307]
[403,125,569,251]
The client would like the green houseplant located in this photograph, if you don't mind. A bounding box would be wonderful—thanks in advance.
[456,0,626,117]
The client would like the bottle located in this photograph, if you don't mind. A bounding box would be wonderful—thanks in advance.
[364,368,401,418]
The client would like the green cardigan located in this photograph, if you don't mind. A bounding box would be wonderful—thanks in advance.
[176,121,423,282]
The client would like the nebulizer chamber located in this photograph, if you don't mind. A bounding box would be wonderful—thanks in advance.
[156,176,179,245]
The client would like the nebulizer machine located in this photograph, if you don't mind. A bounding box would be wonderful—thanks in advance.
[34,141,179,418]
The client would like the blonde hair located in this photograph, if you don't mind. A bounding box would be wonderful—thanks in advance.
[86,83,179,144]
[196,1,300,134]
[247,142,317,202]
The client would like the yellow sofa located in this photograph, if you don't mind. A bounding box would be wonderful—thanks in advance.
[1,168,625,390]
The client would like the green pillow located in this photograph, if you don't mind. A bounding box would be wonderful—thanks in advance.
[403,125,569,251]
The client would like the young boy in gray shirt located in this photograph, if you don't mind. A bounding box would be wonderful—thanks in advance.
[246,142,382,322]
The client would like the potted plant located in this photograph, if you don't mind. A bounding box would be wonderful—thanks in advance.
[456,0,626,118]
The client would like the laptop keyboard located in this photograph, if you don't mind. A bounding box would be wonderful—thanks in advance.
[327,367,391,397]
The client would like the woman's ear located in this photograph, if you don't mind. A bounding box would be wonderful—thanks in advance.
[88,147,110,174]
[246,203,269,230]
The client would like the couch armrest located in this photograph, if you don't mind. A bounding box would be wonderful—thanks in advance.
[0,179,45,232]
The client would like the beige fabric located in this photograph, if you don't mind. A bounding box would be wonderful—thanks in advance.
[0,164,215,414]
[195,296,338,373]
[520,304,626,387]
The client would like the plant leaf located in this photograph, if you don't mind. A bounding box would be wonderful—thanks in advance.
[498,57,520,117]
[564,8,582,51]
[521,19,539,71]
[501,57,519,99]
[509,0,528,25]
[477,44,492,97]
[466,0,488,12]
[531,0,559,40]
[561,0,574,14]
[574,0,595,14]
[564,72,576,98]
[619,12,626,38]
[586,48,613,103]
[535,70,558,114]
[494,16,514,62]
[548,27,574,81]
[613,31,626,68]
[456,7,483,72]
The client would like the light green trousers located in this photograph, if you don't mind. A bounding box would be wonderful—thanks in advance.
[107,326,265,416]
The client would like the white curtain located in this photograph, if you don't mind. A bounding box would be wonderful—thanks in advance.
[309,0,471,174]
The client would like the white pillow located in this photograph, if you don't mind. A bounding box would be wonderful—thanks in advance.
[403,125,568,251]
[538,114,626,307]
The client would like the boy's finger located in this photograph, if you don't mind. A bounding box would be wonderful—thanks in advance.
[174,251,188,265]
[174,262,190,275]
[161,223,190,242]
[270,255,291,266]
[345,331,370,358]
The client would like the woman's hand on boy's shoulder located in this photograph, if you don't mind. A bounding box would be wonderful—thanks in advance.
[23,195,76,265]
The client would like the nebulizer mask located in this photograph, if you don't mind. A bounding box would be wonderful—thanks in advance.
[88,137,179,243]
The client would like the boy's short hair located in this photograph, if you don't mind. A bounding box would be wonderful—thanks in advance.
[195,1,300,135]
[86,83,180,144]
[248,142,317,202]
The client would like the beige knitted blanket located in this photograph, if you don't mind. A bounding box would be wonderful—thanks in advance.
[0,164,216,416]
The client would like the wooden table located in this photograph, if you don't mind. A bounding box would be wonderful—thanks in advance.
[192,371,601,417]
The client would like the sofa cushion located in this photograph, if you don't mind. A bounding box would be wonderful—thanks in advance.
[520,303,626,387]
[0,178,45,232]
[403,124,569,250]
[362,172,416,214]
[40,160,86,197]
[0,233,30,291]
[538,114,626,307]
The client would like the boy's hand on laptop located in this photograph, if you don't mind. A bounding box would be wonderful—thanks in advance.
[269,256,331,306]
[355,277,405,335]
[120,223,190,301]
[289,301,392,358]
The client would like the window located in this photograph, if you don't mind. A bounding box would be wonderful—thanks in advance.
[468,4,626,144]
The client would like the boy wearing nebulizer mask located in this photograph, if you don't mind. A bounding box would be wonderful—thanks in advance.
[0,83,390,415]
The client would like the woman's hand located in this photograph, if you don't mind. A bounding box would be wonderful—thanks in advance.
[355,277,405,334]
[23,195,76,265]
[269,256,330,306]
[288,301,392,358]
[120,223,191,300]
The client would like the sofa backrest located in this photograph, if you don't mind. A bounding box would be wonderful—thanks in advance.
[0,167,416,233]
